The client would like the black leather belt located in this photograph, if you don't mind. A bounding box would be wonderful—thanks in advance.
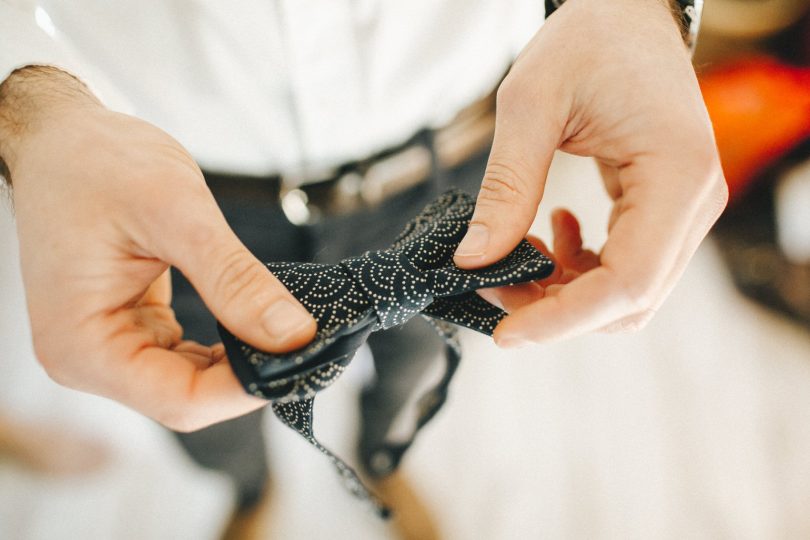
[205,91,496,224]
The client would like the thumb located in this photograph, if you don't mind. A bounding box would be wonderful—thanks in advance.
[454,84,559,269]
[166,213,317,353]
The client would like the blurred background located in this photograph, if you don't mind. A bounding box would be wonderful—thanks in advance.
[3,1,810,539]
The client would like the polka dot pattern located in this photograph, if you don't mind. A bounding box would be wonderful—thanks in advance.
[217,189,554,517]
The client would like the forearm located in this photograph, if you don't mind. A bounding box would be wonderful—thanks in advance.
[0,66,101,184]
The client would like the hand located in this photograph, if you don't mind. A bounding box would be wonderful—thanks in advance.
[0,67,316,431]
[454,0,728,346]
[478,211,599,315]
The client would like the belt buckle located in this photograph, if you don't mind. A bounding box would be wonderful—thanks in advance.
[358,144,432,205]
[280,187,314,226]
[280,143,433,225]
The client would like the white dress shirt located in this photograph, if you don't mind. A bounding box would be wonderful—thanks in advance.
[0,1,543,178]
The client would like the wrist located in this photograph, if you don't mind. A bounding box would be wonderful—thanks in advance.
[0,66,103,185]
[546,0,698,51]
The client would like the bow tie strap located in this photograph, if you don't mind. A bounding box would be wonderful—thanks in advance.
[272,396,392,518]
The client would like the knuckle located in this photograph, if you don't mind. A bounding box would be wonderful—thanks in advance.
[152,324,181,349]
[31,335,72,387]
[38,357,71,387]
[154,373,209,433]
[603,309,656,334]
[691,157,729,232]
[616,277,657,313]
[479,161,531,207]
[686,144,724,191]
[156,409,203,433]
[707,174,729,223]
[211,248,268,310]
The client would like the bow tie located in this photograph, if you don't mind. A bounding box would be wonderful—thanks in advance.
[218,190,553,517]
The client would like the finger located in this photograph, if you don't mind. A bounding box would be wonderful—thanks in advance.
[596,308,657,334]
[598,153,726,315]
[493,266,637,346]
[454,79,563,269]
[478,282,545,313]
[607,201,622,234]
[524,235,564,286]
[596,168,726,337]
[613,164,728,318]
[494,154,723,345]
[114,346,266,432]
[130,304,182,349]
[550,209,600,273]
[172,340,218,368]
[596,159,622,200]
[477,234,564,310]
[525,235,579,284]
[153,196,317,354]
[139,269,172,306]
[211,343,227,363]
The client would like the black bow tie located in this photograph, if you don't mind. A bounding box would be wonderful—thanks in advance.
[218,190,553,517]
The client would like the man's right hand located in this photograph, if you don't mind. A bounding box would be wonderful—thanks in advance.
[0,66,316,431]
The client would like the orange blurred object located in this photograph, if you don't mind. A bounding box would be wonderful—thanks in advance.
[700,56,810,201]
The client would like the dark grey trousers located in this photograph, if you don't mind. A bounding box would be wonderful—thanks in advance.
[170,148,488,509]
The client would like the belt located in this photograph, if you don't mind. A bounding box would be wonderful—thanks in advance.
[205,91,496,225]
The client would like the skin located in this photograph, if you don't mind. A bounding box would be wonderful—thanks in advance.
[454,0,728,347]
[0,68,317,432]
[0,0,726,429]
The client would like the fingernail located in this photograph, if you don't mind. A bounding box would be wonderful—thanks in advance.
[261,299,313,340]
[455,223,489,257]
